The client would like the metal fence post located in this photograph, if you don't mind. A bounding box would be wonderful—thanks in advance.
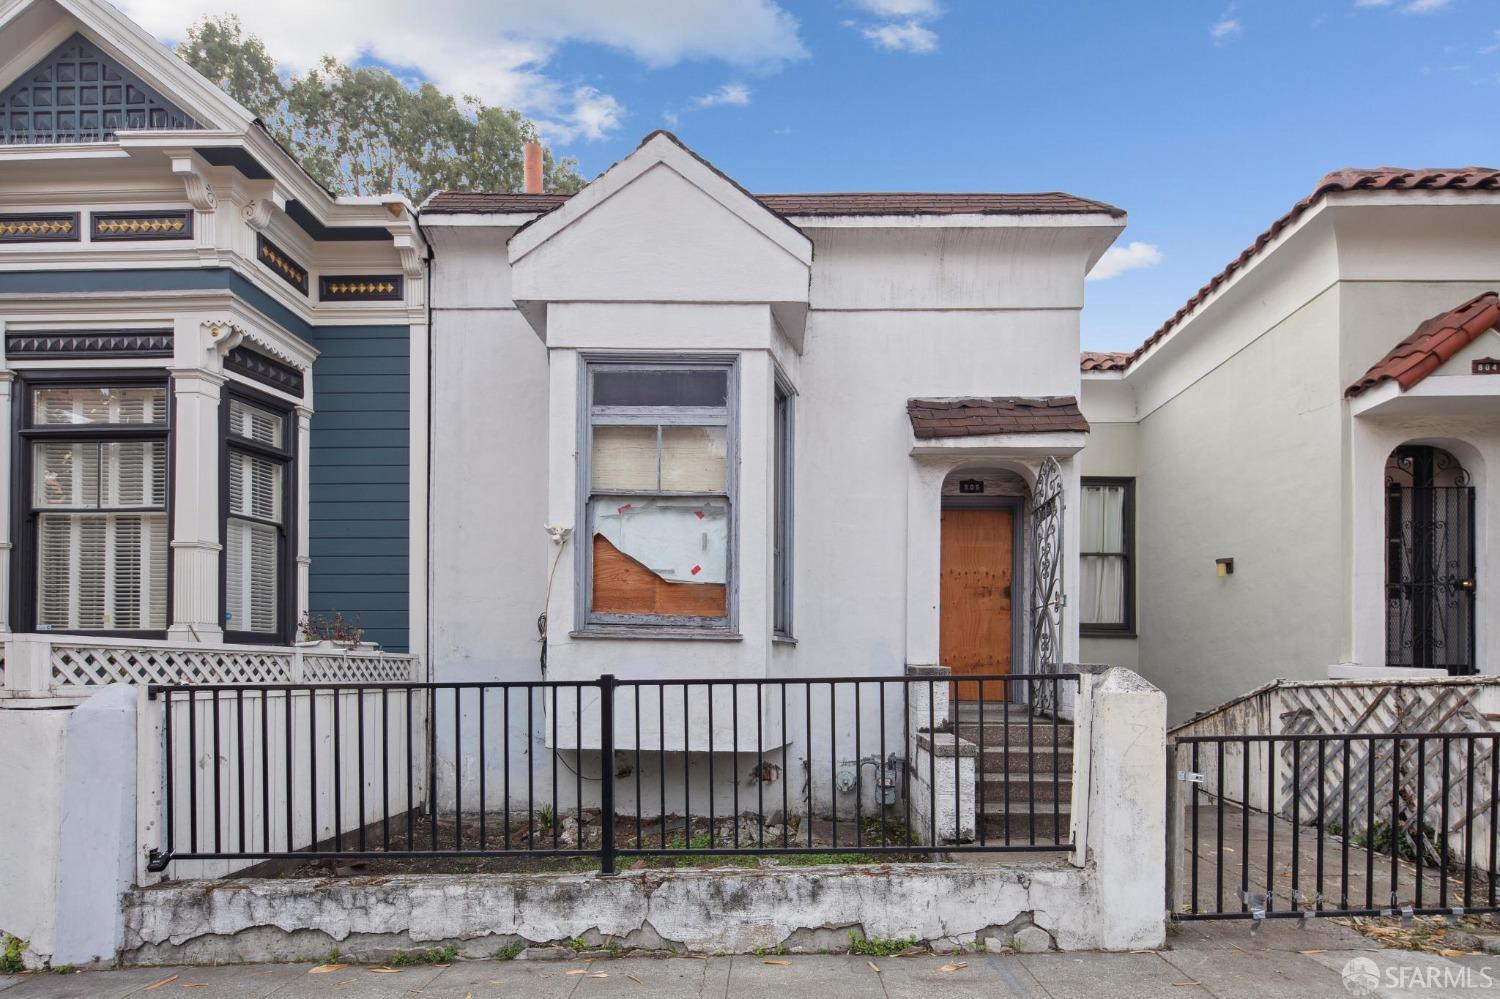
[599,674,617,875]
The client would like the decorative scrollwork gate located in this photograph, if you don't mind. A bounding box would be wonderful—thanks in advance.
[1029,456,1065,713]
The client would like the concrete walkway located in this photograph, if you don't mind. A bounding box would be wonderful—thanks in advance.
[1,922,1495,999]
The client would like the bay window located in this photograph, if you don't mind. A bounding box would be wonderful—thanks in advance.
[222,391,294,642]
[20,377,170,633]
[581,359,736,631]
[1080,477,1134,635]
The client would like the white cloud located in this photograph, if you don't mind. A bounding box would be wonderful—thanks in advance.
[862,21,939,53]
[693,82,752,108]
[1210,16,1242,44]
[851,0,941,16]
[1087,242,1165,282]
[848,0,942,54]
[119,0,807,144]
[1483,31,1500,56]
[1355,0,1453,12]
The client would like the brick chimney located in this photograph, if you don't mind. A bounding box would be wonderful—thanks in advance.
[523,141,544,194]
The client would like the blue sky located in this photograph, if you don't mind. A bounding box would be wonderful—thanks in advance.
[126,0,1500,351]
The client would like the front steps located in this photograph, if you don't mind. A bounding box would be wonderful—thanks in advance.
[954,701,1074,846]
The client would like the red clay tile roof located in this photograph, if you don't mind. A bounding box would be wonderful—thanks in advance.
[907,397,1090,438]
[1093,167,1500,374]
[421,192,571,213]
[1080,351,1132,372]
[422,190,1123,218]
[1345,292,1500,398]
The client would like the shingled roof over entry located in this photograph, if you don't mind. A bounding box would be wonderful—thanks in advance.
[1346,292,1500,398]
[907,397,1090,438]
[422,190,1123,218]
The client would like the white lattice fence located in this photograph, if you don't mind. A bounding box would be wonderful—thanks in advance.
[303,653,421,683]
[1277,682,1496,865]
[51,644,295,687]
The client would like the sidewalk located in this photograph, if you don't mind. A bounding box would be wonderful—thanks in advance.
[0,921,1494,998]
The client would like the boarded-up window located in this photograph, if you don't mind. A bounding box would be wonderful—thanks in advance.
[584,362,733,626]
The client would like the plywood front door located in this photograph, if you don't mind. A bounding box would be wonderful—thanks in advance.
[940,507,1014,701]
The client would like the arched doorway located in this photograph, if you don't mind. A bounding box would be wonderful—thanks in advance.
[1385,445,1476,674]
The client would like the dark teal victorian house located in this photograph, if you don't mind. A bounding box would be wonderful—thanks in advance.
[0,0,428,661]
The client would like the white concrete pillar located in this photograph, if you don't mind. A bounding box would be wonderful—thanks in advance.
[1082,666,1167,950]
[52,683,137,966]
[167,368,224,642]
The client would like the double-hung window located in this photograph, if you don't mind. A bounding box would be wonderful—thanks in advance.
[1079,477,1134,635]
[222,391,294,642]
[582,359,735,631]
[23,378,170,633]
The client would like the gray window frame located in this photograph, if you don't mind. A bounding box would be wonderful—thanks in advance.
[575,354,739,636]
[773,372,795,640]
[1079,476,1136,637]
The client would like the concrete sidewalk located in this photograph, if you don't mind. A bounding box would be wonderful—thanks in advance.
[0,922,1495,998]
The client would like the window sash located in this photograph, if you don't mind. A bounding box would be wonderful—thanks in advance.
[19,374,172,635]
[773,380,793,638]
[581,358,737,629]
[221,389,293,641]
[1080,479,1134,633]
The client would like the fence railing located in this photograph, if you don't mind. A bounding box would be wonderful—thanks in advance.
[1172,731,1499,920]
[0,633,423,698]
[147,672,1080,874]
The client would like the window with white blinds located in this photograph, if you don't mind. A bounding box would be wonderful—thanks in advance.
[223,395,290,639]
[26,383,169,632]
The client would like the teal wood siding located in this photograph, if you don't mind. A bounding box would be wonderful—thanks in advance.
[306,325,411,652]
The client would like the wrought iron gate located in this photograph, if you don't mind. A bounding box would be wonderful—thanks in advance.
[1028,456,1065,713]
[1385,476,1476,676]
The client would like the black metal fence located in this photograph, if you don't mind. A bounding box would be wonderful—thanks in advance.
[1173,731,1499,920]
[147,673,1079,874]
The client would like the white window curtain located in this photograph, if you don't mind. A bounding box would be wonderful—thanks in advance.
[32,432,168,631]
[1080,483,1128,627]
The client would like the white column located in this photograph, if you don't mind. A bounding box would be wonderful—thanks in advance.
[0,369,14,635]
[167,368,225,642]
[408,315,429,663]
[296,405,312,636]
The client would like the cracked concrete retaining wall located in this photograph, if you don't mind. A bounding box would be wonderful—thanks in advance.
[122,861,1107,963]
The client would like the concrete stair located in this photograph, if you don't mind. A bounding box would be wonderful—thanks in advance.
[954,701,1074,846]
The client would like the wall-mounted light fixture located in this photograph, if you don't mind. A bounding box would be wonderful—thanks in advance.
[1215,557,1235,577]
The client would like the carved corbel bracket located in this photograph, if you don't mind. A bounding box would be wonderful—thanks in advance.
[390,231,425,279]
[169,152,217,212]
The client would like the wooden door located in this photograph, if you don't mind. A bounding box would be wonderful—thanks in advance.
[940,507,1014,701]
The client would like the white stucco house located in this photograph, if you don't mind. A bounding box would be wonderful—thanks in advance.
[1077,167,1500,722]
[423,130,1123,711]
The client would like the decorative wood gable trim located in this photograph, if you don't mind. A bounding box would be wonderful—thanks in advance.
[319,275,403,301]
[0,32,197,145]
[255,234,308,296]
[0,211,78,242]
[224,344,304,396]
[5,327,173,358]
[90,209,192,241]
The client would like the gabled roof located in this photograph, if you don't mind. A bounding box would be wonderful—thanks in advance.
[506,129,812,266]
[1085,167,1500,374]
[907,397,1090,438]
[423,189,1122,219]
[1345,292,1500,398]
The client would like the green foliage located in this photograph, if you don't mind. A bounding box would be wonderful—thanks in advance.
[493,942,524,960]
[847,933,917,957]
[537,805,555,830]
[568,936,589,952]
[176,16,586,203]
[0,935,24,974]
[751,942,788,957]
[389,951,413,967]
[1352,818,1449,869]
[423,945,458,964]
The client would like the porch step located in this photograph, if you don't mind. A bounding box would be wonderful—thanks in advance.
[955,719,1073,747]
[974,744,1072,775]
[978,808,1072,844]
[979,771,1074,805]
